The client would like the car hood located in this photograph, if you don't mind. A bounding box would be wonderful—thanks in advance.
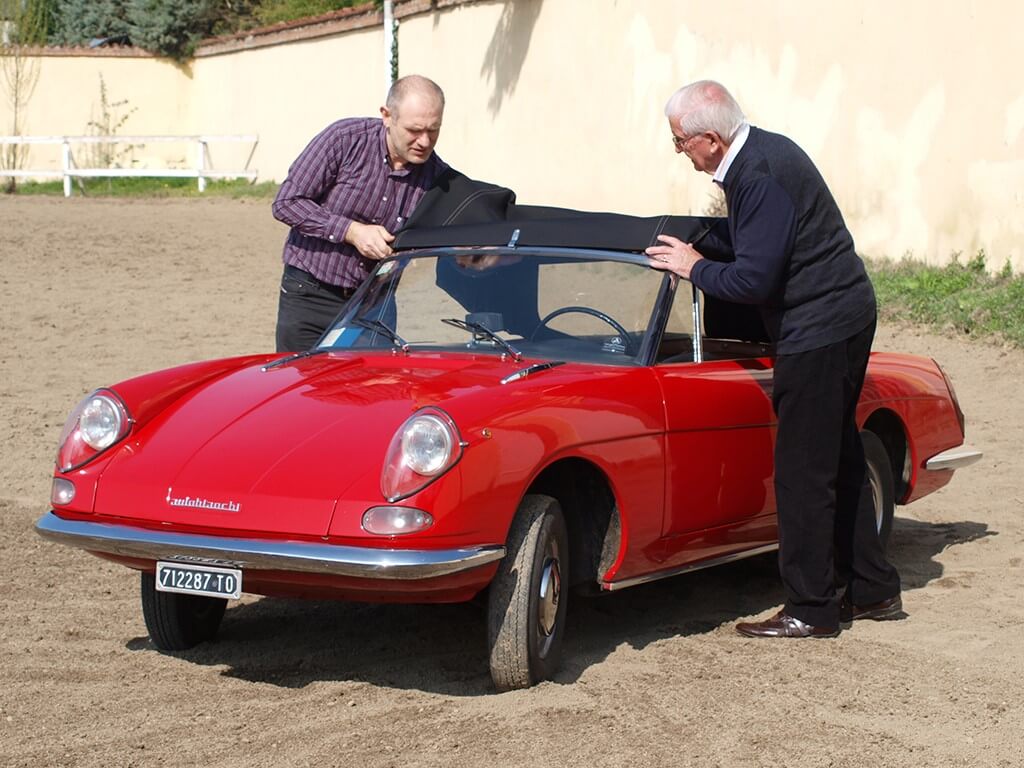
[92,352,537,537]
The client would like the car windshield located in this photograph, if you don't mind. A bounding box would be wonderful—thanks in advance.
[318,251,666,366]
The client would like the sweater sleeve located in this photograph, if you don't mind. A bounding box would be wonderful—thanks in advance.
[690,176,797,304]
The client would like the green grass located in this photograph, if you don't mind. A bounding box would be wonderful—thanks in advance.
[8,177,279,199]
[866,251,1024,348]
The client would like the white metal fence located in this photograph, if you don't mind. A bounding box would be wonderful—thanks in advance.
[0,134,258,195]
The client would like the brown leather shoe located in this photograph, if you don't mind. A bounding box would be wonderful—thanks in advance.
[735,611,839,638]
[840,594,902,623]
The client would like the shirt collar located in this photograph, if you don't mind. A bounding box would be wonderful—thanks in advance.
[378,121,413,177]
[712,122,750,186]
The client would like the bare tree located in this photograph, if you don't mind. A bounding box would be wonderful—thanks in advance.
[1,0,46,192]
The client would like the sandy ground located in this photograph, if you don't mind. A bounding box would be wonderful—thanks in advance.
[1,197,1021,768]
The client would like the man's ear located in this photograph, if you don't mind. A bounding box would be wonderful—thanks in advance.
[709,131,728,156]
[380,106,391,125]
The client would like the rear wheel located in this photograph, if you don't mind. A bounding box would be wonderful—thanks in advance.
[862,431,895,550]
[487,494,569,691]
[141,572,226,650]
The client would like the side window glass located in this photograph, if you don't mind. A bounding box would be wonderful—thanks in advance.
[657,283,774,364]
[657,281,699,363]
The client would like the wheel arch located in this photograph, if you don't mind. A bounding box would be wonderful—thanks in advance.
[862,408,910,504]
[525,457,620,590]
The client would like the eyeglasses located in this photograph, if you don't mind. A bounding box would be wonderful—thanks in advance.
[671,132,703,150]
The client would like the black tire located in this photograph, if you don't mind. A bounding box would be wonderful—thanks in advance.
[140,572,227,651]
[862,431,895,550]
[487,494,569,691]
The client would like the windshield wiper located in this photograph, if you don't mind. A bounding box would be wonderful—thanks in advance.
[353,318,410,353]
[442,318,522,361]
[261,348,329,371]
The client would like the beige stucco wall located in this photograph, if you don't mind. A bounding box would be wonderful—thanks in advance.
[1,25,385,177]
[2,0,1022,269]
[400,0,1024,269]
[190,26,385,175]
[2,54,192,170]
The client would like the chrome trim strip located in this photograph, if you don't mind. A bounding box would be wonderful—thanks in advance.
[500,361,567,385]
[260,348,328,371]
[691,283,703,363]
[35,512,504,580]
[924,445,983,471]
[601,543,778,591]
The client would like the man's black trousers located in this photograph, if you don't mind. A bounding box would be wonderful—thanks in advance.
[772,318,901,627]
[275,265,356,353]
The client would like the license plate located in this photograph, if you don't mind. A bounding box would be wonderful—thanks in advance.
[155,561,241,599]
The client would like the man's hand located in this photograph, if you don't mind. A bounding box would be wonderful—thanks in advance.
[345,221,395,260]
[645,235,704,279]
[455,253,501,271]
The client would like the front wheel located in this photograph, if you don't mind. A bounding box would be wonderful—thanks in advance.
[487,494,569,691]
[862,431,895,550]
[140,572,226,650]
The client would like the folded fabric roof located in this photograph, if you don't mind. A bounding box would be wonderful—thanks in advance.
[393,171,731,258]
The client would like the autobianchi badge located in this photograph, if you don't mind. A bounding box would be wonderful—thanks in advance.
[165,488,241,512]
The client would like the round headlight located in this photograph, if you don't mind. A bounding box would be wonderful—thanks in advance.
[79,395,125,450]
[400,415,453,475]
[381,407,463,502]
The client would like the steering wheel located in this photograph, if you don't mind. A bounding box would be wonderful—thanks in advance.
[531,306,636,355]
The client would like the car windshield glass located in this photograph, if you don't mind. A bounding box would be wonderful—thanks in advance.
[318,252,664,366]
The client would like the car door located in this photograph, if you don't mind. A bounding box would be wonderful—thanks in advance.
[653,283,777,556]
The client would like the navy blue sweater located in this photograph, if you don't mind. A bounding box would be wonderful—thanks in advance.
[690,126,875,354]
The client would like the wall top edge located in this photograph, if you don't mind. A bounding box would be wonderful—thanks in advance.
[194,0,483,58]
[0,0,485,61]
[0,44,154,58]
[195,3,381,57]
[394,1,485,20]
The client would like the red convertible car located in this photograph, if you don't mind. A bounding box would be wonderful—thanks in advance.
[37,182,980,690]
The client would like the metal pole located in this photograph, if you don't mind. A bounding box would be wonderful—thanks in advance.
[62,140,71,197]
[691,283,703,363]
[383,0,394,95]
[197,140,207,192]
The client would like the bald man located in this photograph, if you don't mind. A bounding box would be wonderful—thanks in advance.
[272,75,449,352]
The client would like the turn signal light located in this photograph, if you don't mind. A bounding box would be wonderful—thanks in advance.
[51,478,76,506]
[362,506,434,535]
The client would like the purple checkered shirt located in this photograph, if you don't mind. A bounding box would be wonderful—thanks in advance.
[272,117,448,288]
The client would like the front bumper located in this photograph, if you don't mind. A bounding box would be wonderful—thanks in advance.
[35,512,505,580]
[925,445,983,471]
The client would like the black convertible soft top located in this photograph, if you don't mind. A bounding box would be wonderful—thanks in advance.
[393,171,732,259]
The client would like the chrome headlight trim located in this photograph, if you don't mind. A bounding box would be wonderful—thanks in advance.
[381,407,464,502]
[57,388,132,472]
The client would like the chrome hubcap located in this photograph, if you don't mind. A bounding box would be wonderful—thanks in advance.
[538,556,561,637]
[868,463,884,533]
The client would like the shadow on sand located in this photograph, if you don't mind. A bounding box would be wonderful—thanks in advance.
[124,515,994,695]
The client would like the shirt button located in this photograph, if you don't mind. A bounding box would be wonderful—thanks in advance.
[383,196,388,201]
[328,235,335,241]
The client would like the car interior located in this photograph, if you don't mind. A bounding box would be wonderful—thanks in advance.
[656,285,774,364]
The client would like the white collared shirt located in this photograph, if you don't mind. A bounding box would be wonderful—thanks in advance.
[712,122,750,185]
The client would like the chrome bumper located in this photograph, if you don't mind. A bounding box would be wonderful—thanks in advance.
[924,445,983,471]
[35,512,505,580]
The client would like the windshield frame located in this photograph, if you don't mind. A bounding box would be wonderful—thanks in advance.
[314,246,680,367]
